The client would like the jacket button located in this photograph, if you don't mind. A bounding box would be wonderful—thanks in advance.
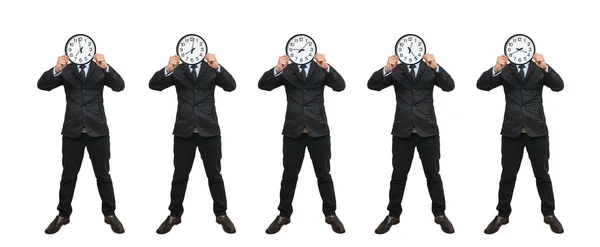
[412,89,416,92]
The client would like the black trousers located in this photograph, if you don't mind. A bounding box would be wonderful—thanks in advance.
[387,134,446,217]
[169,134,227,217]
[58,134,115,217]
[497,134,555,217]
[278,134,337,217]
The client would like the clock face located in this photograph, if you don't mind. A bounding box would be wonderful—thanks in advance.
[395,34,426,65]
[64,34,96,65]
[504,34,535,65]
[177,34,207,65]
[286,34,317,65]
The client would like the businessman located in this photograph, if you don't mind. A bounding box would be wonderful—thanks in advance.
[38,53,125,234]
[477,54,564,234]
[149,54,237,234]
[367,54,455,234]
[258,53,346,234]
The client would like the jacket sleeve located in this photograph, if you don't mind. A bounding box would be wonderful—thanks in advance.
[367,67,393,91]
[37,67,63,91]
[476,67,502,91]
[104,65,125,92]
[543,66,564,92]
[258,67,284,91]
[149,67,175,91]
[215,65,236,92]
[325,65,345,92]
[434,66,455,92]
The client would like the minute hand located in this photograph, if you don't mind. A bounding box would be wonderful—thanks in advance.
[297,42,309,53]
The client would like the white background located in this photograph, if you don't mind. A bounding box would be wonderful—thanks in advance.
[0,0,597,246]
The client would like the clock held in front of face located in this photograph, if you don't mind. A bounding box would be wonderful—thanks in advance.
[504,34,535,65]
[395,34,426,65]
[64,34,96,65]
[177,34,207,65]
[286,34,317,65]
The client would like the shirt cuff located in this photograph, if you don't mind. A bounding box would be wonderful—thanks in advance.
[164,67,174,77]
[217,65,221,73]
[435,66,440,73]
[273,67,283,77]
[544,66,549,73]
[383,67,392,77]
[492,67,501,77]
[105,65,110,73]
[53,67,62,77]
[326,65,331,73]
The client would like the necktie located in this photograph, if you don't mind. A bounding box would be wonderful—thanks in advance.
[79,64,86,82]
[299,64,307,82]
[191,64,198,82]
[519,64,525,81]
[409,64,416,80]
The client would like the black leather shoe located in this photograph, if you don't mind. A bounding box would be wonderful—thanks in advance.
[265,216,290,234]
[434,215,455,234]
[375,216,399,234]
[156,216,181,234]
[484,216,509,234]
[104,215,125,234]
[216,215,236,234]
[45,216,70,234]
[544,215,564,234]
[325,215,345,234]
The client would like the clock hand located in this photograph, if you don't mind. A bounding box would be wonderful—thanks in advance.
[297,42,310,53]
[191,39,195,54]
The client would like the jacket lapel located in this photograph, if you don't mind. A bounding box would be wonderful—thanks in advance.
[397,63,412,82]
[179,63,193,82]
[197,61,208,81]
[306,61,317,81]
[86,62,98,82]
[289,62,303,82]
[524,60,535,81]
[415,61,427,81]
[507,63,522,82]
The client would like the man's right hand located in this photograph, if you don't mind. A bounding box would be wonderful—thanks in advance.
[385,55,398,73]
[167,55,180,73]
[276,55,289,73]
[494,55,508,72]
[55,55,68,72]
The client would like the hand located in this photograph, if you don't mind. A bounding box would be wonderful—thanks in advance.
[166,55,180,73]
[55,55,68,72]
[533,53,547,70]
[314,53,328,69]
[94,53,108,70]
[494,55,508,72]
[205,53,219,69]
[276,55,289,73]
[385,55,398,73]
[424,53,438,70]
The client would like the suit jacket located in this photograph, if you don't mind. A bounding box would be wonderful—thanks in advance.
[258,61,345,138]
[37,62,125,138]
[149,61,236,138]
[476,61,564,138]
[367,61,455,138]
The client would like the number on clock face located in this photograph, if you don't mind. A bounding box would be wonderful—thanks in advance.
[286,34,317,65]
[504,34,535,65]
[395,34,425,65]
[176,34,207,65]
[64,34,96,65]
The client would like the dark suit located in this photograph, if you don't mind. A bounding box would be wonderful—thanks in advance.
[258,61,345,217]
[368,61,454,217]
[38,62,124,217]
[149,61,235,217]
[477,61,564,217]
